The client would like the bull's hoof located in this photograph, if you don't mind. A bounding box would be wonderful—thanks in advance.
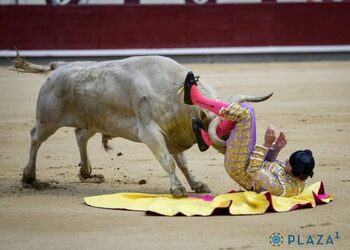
[170,186,188,198]
[22,171,36,184]
[79,171,90,180]
[22,179,51,190]
[191,181,211,193]
[78,173,105,183]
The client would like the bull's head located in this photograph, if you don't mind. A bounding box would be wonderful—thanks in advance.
[200,92,273,154]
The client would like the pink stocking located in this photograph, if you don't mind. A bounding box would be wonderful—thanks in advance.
[200,129,212,146]
[216,120,235,138]
[191,85,235,138]
[200,121,234,146]
[191,85,229,116]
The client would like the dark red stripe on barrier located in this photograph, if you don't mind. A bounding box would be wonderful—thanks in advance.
[0,3,349,50]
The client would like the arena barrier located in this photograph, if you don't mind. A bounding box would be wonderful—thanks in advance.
[1,3,350,56]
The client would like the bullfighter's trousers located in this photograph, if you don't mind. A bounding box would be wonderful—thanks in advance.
[190,85,257,190]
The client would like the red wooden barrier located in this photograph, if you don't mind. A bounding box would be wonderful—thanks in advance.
[0,3,349,50]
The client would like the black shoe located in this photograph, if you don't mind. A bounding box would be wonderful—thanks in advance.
[192,118,209,152]
[184,71,197,105]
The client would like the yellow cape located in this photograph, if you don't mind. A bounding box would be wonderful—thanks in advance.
[84,181,332,216]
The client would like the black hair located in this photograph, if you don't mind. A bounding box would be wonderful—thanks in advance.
[289,150,315,180]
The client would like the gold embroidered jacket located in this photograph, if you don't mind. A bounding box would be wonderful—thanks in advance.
[248,145,305,197]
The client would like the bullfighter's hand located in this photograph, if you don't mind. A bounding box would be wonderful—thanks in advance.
[264,124,276,147]
[275,132,287,151]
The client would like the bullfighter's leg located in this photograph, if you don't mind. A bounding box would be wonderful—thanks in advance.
[22,123,58,183]
[194,119,238,147]
[184,71,231,117]
[173,152,211,193]
[75,128,105,183]
[184,72,235,140]
[224,103,256,191]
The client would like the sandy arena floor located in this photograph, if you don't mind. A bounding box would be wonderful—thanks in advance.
[0,61,349,249]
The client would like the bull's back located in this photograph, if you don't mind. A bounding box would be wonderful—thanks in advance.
[36,57,191,138]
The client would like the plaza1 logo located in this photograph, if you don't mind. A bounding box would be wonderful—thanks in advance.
[269,231,340,247]
[269,232,284,247]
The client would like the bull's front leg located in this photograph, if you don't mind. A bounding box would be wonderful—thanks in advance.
[136,96,187,197]
[173,152,211,193]
[139,125,187,197]
[75,128,104,183]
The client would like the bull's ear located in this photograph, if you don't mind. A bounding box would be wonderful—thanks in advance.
[199,109,214,130]
[199,109,207,121]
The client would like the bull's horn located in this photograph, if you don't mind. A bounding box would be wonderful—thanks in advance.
[208,116,226,148]
[231,92,273,104]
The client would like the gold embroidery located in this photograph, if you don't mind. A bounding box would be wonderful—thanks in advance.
[224,105,305,197]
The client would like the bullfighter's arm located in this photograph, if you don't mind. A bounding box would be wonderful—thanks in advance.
[264,144,281,162]
[246,145,284,195]
[265,131,287,161]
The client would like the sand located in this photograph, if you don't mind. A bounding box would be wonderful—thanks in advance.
[0,61,349,249]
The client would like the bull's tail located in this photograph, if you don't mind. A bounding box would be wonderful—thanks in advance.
[10,49,53,75]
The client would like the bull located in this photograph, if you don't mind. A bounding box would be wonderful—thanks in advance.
[15,54,272,197]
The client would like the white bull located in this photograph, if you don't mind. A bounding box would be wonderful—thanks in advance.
[18,55,271,197]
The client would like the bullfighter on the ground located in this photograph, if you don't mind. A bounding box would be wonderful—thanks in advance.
[184,71,315,197]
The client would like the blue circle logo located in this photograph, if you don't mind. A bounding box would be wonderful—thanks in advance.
[269,232,284,247]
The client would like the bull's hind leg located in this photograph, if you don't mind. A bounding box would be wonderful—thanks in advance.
[22,123,58,184]
[173,152,211,193]
[75,128,105,183]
